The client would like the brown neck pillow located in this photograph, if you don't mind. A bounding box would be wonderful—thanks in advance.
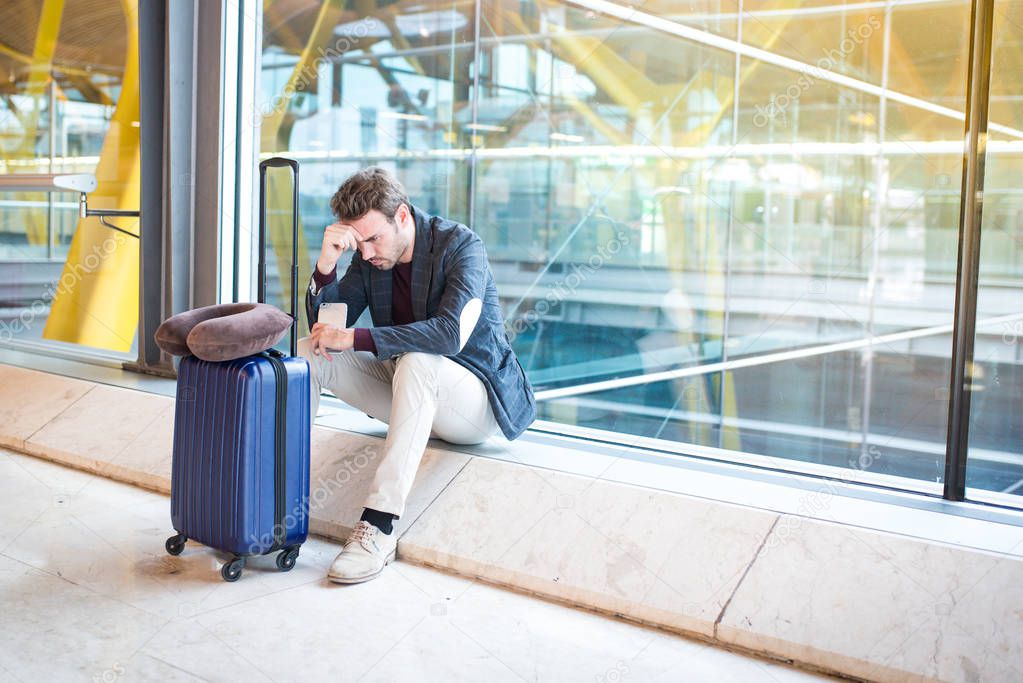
[155,302,293,362]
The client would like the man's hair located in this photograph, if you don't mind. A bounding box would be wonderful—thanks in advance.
[329,166,410,224]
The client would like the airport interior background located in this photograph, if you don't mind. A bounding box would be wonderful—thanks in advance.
[0,0,1020,508]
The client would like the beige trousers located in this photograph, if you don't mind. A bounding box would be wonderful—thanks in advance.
[297,337,499,518]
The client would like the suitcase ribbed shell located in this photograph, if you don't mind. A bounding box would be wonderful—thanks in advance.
[170,354,310,556]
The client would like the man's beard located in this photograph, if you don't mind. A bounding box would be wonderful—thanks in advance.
[371,231,410,269]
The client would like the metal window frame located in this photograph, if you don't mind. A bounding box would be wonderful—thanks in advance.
[944,0,998,501]
[130,0,171,376]
[192,1,228,309]
[130,0,231,376]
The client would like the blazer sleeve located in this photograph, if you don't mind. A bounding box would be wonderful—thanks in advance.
[305,253,369,329]
[368,233,486,358]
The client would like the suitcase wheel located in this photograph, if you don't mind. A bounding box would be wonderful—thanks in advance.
[221,557,245,582]
[276,546,300,572]
[165,533,187,556]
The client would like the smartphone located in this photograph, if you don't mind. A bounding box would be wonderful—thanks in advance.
[318,302,348,328]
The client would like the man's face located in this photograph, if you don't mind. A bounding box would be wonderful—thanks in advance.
[348,206,412,270]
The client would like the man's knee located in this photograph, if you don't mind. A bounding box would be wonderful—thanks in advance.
[393,352,443,384]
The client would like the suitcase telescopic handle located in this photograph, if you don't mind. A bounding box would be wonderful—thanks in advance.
[258,157,300,358]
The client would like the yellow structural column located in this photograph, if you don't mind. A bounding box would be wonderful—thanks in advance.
[43,0,140,352]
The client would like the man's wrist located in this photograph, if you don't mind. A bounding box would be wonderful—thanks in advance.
[315,259,336,276]
[353,327,377,354]
[312,261,337,291]
[318,327,355,352]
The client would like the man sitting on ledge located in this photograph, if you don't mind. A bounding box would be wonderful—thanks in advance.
[298,166,537,584]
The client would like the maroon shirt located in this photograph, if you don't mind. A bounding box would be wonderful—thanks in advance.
[313,259,415,355]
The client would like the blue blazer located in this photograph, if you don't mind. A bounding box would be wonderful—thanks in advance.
[305,204,537,440]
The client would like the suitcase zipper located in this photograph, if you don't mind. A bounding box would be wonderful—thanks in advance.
[265,351,288,553]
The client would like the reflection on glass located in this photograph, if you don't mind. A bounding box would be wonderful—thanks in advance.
[260,0,1019,499]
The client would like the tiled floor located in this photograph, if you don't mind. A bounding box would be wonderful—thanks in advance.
[0,448,840,683]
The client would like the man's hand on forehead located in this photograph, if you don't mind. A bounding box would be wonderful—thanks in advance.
[316,222,360,275]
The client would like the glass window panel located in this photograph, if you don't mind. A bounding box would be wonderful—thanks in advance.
[0,0,139,355]
[260,0,473,337]
[726,0,967,485]
[480,0,737,450]
[742,3,886,85]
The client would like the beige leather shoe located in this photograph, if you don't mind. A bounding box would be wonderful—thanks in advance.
[327,520,398,584]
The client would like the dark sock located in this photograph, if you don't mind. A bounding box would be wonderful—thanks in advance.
[360,507,397,535]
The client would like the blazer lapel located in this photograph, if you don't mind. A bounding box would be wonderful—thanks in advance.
[409,206,434,322]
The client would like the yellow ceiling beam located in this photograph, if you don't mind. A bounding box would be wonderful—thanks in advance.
[546,33,652,112]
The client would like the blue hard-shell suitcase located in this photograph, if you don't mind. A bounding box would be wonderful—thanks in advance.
[164,158,310,582]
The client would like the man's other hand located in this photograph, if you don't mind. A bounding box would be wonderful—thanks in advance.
[310,322,355,361]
